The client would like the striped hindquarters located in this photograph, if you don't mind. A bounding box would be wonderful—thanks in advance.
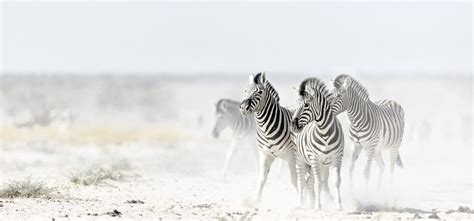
[375,99,405,147]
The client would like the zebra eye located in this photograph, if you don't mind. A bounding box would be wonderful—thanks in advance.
[304,103,310,108]
[257,91,263,94]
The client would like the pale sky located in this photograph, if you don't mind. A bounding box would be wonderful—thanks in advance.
[1,1,472,74]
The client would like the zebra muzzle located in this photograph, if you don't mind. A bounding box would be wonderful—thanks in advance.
[239,100,251,115]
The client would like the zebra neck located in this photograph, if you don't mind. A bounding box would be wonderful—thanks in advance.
[230,114,252,135]
[314,106,334,130]
[347,91,371,124]
[228,110,242,128]
[254,95,279,127]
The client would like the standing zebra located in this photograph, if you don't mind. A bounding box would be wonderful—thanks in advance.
[330,74,405,187]
[239,72,300,205]
[212,99,258,178]
[291,78,345,210]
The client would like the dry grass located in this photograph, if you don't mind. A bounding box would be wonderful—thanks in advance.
[69,164,136,186]
[0,177,54,198]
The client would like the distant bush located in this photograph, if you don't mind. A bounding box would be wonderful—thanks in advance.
[0,177,54,198]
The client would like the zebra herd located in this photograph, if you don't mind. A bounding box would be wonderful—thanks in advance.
[212,73,405,209]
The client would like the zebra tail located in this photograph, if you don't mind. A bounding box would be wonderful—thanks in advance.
[396,153,404,168]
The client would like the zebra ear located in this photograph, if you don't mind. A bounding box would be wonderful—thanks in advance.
[305,85,315,97]
[260,72,267,84]
[248,74,255,84]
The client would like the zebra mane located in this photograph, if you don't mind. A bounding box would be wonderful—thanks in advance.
[333,74,370,102]
[265,82,280,103]
[252,72,280,103]
[298,77,331,100]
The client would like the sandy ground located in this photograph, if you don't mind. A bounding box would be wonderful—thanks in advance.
[0,74,473,220]
[0,139,473,220]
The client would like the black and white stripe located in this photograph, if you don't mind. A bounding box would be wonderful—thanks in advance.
[212,99,255,139]
[331,74,405,186]
[212,99,257,177]
[239,72,299,205]
[291,78,344,210]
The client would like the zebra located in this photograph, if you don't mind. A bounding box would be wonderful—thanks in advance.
[291,77,345,210]
[239,72,300,206]
[212,98,258,178]
[330,74,405,187]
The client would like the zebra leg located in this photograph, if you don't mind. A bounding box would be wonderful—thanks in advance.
[321,166,333,200]
[254,150,275,205]
[331,164,342,210]
[349,142,362,187]
[306,166,316,208]
[285,151,298,190]
[363,143,377,189]
[221,139,239,178]
[374,151,385,189]
[389,147,400,184]
[250,141,260,178]
[295,160,308,208]
[309,161,322,210]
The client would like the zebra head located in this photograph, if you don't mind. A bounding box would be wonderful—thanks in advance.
[291,78,332,133]
[212,99,231,138]
[240,72,268,116]
[330,75,352,115]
